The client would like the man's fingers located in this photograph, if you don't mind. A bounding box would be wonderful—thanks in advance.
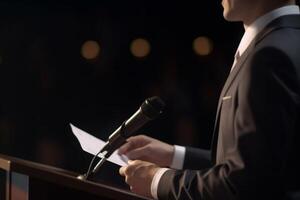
[118,142,132,155]
[119,166,126,176]
[119,160,157,198]
[118,136,140,155]
[119,161,140,177]
[126,146,150,161]
[118,135,148,155]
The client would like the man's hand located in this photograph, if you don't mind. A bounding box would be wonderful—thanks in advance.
[118,135,174,167]
[119,160,160,198]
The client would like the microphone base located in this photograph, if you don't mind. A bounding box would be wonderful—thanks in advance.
[77,157,107,181]
[77,173,90,180]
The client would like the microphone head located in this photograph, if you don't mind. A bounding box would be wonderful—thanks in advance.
[141,96,165,119]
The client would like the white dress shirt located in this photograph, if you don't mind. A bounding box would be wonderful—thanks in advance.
[151,5,300,200]
[150,145,186,199]
[232,5,300,70]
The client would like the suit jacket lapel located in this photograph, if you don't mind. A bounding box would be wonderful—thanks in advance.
[210,41,255,163]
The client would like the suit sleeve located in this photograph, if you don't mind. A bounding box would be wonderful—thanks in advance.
[157,46,300,200]
[183,147,212,169]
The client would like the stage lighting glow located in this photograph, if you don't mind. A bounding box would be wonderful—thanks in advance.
[193,36,213,56]
[130,38,151,58]
[81,40,100,60]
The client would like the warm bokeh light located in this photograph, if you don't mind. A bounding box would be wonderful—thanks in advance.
[130,38,151,58]
[81,40,100,60]
[193,36,213,56]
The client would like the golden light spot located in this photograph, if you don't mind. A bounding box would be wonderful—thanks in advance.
[81,40,100,60]
[193,36,213,56]
[130,38,151,58]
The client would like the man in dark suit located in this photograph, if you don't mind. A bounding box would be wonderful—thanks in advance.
[119,0,300,199]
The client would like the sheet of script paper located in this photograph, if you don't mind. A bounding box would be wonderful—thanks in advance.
[70,123,128,166]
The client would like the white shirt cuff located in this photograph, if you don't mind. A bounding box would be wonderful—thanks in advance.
[170,145,186,170]
[150,168,169,200]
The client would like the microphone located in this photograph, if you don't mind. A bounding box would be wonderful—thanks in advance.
[78,96,165,180]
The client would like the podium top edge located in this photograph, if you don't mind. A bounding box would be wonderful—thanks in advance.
[0,154,152,200]
[0,157,11,171]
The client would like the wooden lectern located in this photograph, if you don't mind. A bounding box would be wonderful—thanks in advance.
[0,154,151,200]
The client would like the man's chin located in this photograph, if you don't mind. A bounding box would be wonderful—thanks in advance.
[223,12,241,22]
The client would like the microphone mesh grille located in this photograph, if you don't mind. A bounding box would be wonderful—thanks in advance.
[141,96,165,119]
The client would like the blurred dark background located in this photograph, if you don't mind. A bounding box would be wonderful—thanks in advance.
[0,1,243,174]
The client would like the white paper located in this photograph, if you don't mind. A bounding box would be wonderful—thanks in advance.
[70,123,128,166]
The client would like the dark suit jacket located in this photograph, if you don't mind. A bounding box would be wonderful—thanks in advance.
[157,15,300,200]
